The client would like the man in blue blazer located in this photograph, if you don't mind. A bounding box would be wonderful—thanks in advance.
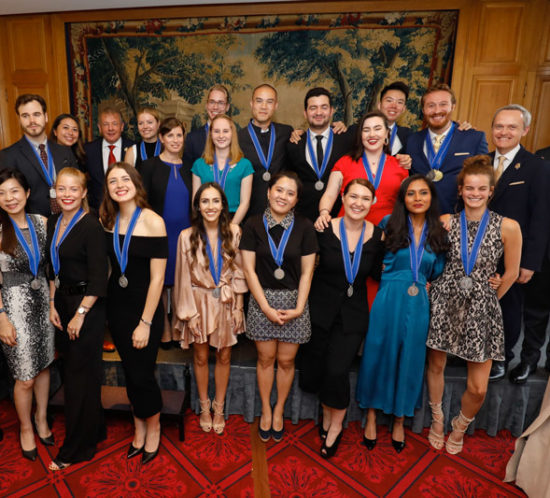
[83,107,134,212]
[487,106,550,381]
[0,94,77,216]
[409,83,488,214]
[182,84,230,168]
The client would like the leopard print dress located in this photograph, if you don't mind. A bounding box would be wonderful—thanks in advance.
[426,211,505,362]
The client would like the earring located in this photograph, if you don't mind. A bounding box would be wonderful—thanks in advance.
[384,137,389,145]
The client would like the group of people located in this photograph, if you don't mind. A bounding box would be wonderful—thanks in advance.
[0,79,548,478]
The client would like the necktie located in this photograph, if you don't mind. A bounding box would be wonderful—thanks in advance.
[495,155,506,182]
[39,144,61,214]
[108,145,116,166]
[433,134,444,154]
[315,135,324,167]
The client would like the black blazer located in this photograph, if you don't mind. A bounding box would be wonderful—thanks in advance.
[489,146,550,272]
[137,156,193,216]
[182,125,208,169]
[0,137,77,216]
[84,137,134,212]
[286,129,355,221]
[536,146,550,162]
[396,125,413,154]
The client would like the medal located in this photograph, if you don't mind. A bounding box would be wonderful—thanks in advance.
[10,214,42,289]
[140,139,161,161]
[113,207,142,289]
[30,278,41,290]
[212,155,231,190]
[361,151,386,204]
[205,232,223,298]
[49,188,56,199]
[50,208,84,289]
[459,209,490,292]
[54,275,60,288]
[427,169,444,182]
[407,216,428,296]
[247,122,275,184]
[424,123,456,183]
[274,267,285,280]
[263,213,294,282]
[339,218,366,298]
[306,129,333,193]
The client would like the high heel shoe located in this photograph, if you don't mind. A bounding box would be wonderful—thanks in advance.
[127,443,144,459]
[22,447,37,461]
[198,399,212,433]
[318,425,328,440]
[391,438,406,453]
[446,411,475,455]
[428,401,445,450]
[33,417,54,446]
[362,435,377,450]
[212,399,225,435]
[320,430,343,459]
[142,447,159,465]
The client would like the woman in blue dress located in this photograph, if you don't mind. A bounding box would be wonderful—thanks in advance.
[138,117,191,348]
[356,174,448,452]
[191,114,253,225]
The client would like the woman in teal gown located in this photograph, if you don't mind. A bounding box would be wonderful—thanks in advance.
[356,175,448,452]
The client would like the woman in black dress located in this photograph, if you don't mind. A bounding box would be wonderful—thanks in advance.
[100,162,167,465]
[240,171,318,442]
[300,178,384,458]
[47,167,108,471]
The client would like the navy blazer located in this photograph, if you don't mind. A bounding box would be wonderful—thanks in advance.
[396,125,412,154]
[84,137,134,212]
[137,156,192,216]
[489,146,549,272]
[536,146,550,162]
[286,129,355,222]
[408,124,488,214]
[182,125,208,169]
[0,137,77,216]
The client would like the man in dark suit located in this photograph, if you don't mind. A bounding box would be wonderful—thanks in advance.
[286,87,354,222]
[408,83,488,214]
[377,81,413,155]
[84,107,133,211]
[182,84,230,168]
[486,105,549,381]
[0,94,77,216]
[238,84,293,218]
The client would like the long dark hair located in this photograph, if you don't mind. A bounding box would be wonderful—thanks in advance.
[100,162,150,230]
[385,175,449,253]
[190,182,236,270]
[350,111,391,161]
[49,114,86,166]
[0,168,30,256]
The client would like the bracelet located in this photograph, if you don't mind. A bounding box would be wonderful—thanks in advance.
[80,304,90,311]
[49,298,55,302]
[140,317,152,326]
[0,307,5,314]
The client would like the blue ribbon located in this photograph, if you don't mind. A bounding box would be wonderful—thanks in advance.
[407,216,428,283]
[306,129,334,181]
[339,218,366,286]
[389,125,398,151]
[212,155,231,190]
[460,209,490,276]
[11,214,40,277]
[26,137,55,188]
[361,151,386,191]
[139,139,161,161]
[425,122,456,171]
[247,122,275,173]
[50,208,84,277]
[113,207,142,275]
[262,215,295,268]
[205,233,223,286]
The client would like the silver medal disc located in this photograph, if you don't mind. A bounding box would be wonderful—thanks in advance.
[54,275,60,288]
[30,278,41,290]
[314,180,324,191]
[407,284,419,296]
[119,274,128,288]
[274,267,285,280]
[212,287,221,298]
[459,276,473,291]
[262,171,271,182]
[347,285,354,297]
[49,188,56,199]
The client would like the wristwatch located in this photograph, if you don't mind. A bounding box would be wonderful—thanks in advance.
[77,306,88,315]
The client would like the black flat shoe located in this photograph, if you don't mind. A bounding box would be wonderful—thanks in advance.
[127,443,144,459]
[363,435,377,450]
[392,438,406,453]
[33,418,55,446]
[258,425,271,442]
[142,447,159,465]
[271,425,285,443]
[22,447,37,461]
[321,430,343,459]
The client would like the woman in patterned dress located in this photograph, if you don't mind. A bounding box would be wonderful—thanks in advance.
[426,155,522,454]
[0,168,54,461]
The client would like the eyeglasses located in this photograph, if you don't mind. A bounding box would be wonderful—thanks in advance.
[207,100,227,108]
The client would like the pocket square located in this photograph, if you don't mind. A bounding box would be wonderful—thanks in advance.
[509,181,525,186]
[454,152,470,156]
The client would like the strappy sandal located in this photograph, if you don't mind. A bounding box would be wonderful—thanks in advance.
[445,410,475,455]
[199,398,212,433]
[212,399,225,435]
[428,401,445,450]
[49,459,71,471]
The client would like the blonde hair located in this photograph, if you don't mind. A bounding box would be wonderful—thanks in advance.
[137,107,161,123]
[202,114,243,165]
[55,167,90,212]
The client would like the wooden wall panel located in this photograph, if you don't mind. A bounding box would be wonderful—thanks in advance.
[532,77,550,150]
[7,19,48,71]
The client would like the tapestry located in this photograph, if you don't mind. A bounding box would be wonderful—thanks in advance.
[66,10,458,141]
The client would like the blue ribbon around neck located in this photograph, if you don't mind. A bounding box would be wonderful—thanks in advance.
[425,122,456,171]
[212,155,231,190]
[407,216,428,283]
[389,125,398,151]
[205,233,223,286]
[306,129,334,181]
[11,214,40,277]
[50,208,84,277]
[26,137,55,187]
[361,151,386,191]
[339,218,366,287]
[460,209,490,276]
[140,139,161,161]
[247,122,275,173]
[262,215,295,268]
[113,207,142,275]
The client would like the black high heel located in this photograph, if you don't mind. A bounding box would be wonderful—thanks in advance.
[22,447,37,461]
[391,438,406,453]
[127,443,144,459]
[142,446,159,465]
[320,430,343,459]
[33,418,54,446]
[363,435,377,450]
[318,425,328,440]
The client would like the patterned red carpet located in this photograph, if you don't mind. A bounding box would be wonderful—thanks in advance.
[0,399,525,497]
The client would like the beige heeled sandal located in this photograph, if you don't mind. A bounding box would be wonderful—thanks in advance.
[428,401,445,450]
[199,398,212,433]
[212,399,226,435]
[445,410,475,455]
